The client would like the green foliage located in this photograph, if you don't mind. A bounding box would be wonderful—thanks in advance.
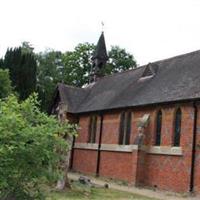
[61,43,137,86]
[0,69,12,99]
[61,43,95,87]
[36,43,137,112]
[1,41,137,112]
[3,45,37,100]
[36,50,63,111]
[0,58,4,69]
[105,45,137,74]
[0,94,77,200]
[21,41,34,54]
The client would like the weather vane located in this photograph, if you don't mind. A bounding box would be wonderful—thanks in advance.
[101,21,104,32]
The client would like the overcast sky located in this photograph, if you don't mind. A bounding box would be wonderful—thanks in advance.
[1,0,200,65]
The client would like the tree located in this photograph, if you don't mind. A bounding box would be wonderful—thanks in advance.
[21,41,34,54]
[0,69,12,99]
[105,45,137,74]
[0,94,77,199]
[3,45,37,100]
[61,43,137,87]
[36,50,63,111]
[61,43,95,87]
[0,58,4,69]
[37,43,137,112]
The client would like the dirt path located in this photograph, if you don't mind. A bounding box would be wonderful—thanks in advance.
[68,172,200,200]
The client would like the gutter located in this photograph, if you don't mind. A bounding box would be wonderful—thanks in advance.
[73,98,200,115]
[96,113,104,176]
[190,102,198,192]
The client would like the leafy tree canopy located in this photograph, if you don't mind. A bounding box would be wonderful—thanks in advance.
[0,42,137,111]
[61,43,95,87]
[0,69,12,99]
[61,43,137,86]
[36,43,137,111]
[0,94,77,199]
[36,49,63,111]
[21,41,34,54]
[106,45,137,74]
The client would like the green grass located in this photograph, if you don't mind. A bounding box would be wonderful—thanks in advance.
[46,181,158,200]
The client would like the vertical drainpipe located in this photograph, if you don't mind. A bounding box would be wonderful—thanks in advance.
[190,102,198,192]
[96,113,104,177]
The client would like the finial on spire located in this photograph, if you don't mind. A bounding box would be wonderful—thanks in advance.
[101,21,104,32]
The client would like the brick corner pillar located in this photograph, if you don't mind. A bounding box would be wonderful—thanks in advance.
[131,147,139,185]
[131,144,147,186]
[132,123,149,186]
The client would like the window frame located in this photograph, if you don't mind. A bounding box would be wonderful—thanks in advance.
[155,110,162,146]
[173,108,182,147]
[88,115,97,143]
[119,111,132,145]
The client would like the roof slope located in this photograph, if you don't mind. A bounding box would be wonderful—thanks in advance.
[57,83,89,113]
[57,50,200,113]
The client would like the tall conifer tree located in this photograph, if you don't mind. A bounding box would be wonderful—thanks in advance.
[3,46,36,100]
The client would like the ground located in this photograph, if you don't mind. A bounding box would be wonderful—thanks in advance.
[47,181,157,200]
[46,172,200,200]
[67,172,196,200]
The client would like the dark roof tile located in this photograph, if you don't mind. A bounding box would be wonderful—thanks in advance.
[56,50,200,113]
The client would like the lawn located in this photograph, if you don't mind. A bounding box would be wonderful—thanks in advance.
[47,181,158,200]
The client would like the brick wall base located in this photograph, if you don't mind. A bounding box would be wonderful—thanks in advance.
[70,103,200,193]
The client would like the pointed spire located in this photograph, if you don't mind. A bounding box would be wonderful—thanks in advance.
[90,32,108,82]
[92,32,108,62]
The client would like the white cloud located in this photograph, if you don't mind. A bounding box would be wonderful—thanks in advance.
[1,0,200,65]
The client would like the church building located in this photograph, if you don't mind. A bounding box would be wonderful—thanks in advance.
[51,32,200,193]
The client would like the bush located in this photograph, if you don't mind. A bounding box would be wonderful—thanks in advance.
[0,69,12,99]
[0,94,77,199]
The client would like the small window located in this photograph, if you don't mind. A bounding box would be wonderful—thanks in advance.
[173,108,182,146]
[155,110,162,146]
[119,111,132,145]
[88,115,97,143]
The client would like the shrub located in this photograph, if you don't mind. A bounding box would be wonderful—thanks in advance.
[0,94,77,199]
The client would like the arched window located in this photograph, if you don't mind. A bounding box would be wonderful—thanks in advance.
[155,110,162,146]
[88,115,97,143]
[119,111,132,145]
[173,108,182,146]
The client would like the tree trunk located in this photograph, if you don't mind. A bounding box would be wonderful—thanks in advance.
[56,135,73,190]
[55,103,75,190]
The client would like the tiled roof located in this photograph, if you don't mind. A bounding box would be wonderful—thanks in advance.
[55,50,200,113]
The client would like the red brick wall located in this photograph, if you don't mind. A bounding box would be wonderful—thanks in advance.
[101,112,120,144]
[139,104,194,192]
[193,105,200,192]
[99,151,134,182]
[71,103,198,193]
[75,115,101,143]
[73,149,97,175]
[75,115,90,143]
[143,154,190,192]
